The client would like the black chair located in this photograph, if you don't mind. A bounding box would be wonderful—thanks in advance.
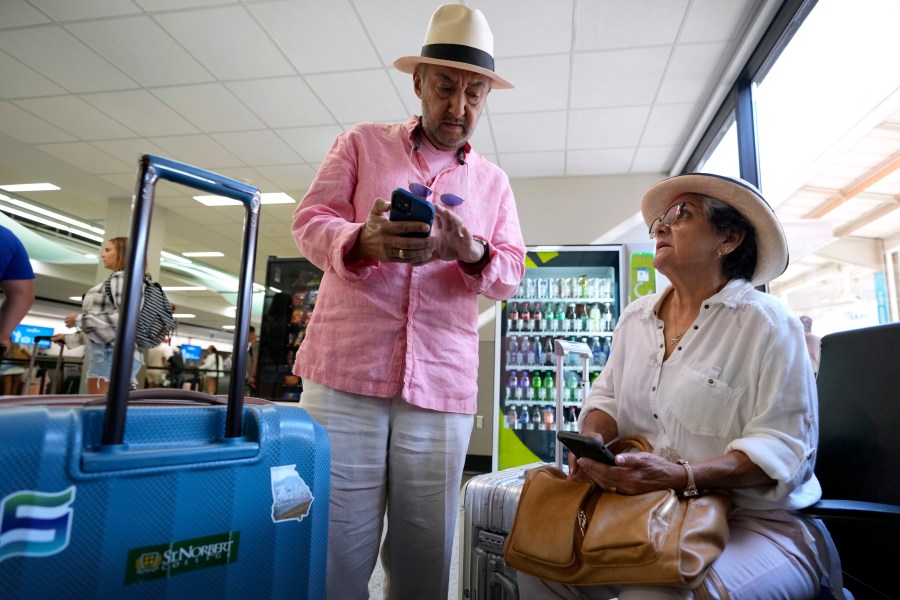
[801,323,900,599]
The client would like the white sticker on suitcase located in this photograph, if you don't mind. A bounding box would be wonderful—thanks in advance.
[0,486,76,562]
[270,465,314,523]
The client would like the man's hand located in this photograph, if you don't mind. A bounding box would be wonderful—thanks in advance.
[430,204,484,263]
[348,198,435,265]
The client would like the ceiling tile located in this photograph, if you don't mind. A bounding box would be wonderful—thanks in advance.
[500,151,566,179]
[90,138,171,168]
[568,106,650,149]
[0,103,76,144]
[81,90,199,137]
[492,111,566,153]
[97,172,139,193]
[35,142,134,174]
[67,16,214,88]
[0,26,137,93]
[354,1,444,68]
[681,0,756,43]
[149,134,244,169]
[250,0,381,73]
[254,164,318,193]
[486,55,570,114]
[0,52,67,99]
[476,0,574,57]
[29,0,141,21]
[226,78,334,128]
[631,146,674,173]
[656,41,729,104]
[469,121,496,156]
[571,47,671,108]
[566,148,636,176]
[210,131,301,167]
[152,84,265,132]
[134,0,229,9]
[306,70,407,124]
[575,0,687,51]
[154,7,294,80]
[0,0,52,27]
[641,103,696,146]
[13,96,137,139]
[388,70,421,116]
[276,125,345,165]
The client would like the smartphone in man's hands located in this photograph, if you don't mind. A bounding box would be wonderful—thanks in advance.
[557,431,617,466]
[390,188,434,237]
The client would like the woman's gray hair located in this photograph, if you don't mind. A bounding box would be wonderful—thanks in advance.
[686,193,758,281]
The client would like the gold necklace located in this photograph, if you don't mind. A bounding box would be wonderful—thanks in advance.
[668,296,684,345]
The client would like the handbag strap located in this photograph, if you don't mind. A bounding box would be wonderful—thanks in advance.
[609,435,653,455]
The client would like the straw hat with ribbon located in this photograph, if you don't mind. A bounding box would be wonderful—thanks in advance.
[394,4,514,89]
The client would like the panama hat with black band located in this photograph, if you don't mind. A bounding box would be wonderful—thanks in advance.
[394,4,514,89]
[641,173,790,286]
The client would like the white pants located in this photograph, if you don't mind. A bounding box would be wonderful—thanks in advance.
[301,380,473,600]
[517,509,836,600]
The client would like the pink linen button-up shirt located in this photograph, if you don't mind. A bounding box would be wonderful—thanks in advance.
[292,116,526,414]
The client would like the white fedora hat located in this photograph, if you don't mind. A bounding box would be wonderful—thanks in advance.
[394,4,514,89]
[641,173,789,286]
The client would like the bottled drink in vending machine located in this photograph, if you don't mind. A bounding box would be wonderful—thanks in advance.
[508,302,519,332]
[530,405,542,430]
[592,338,606,367]
[505,405,517,429]
[532,303,543,332]
[565,371,580,402]
[532,336,542,366]
[524,278,537,299]
[589,303,601,332]
[602,302,613,332]
[534,371,545,401]
[542,406,554,430]
[537,277,549,299]
[506,370,518,401]
[506,336,519,366]
[522,371,533,400]
[564,303,576,332]
[542,371,555,401]
[556,303,566,332]
[520,302,532,332]
[548,278,558,299]
[565,406,579,431]
[518,405,529,429]
[578,275,588,298]
[542,303,553,332]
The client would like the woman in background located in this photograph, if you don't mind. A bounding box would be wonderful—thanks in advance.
[51,237,143,392]
[200,345,222,395]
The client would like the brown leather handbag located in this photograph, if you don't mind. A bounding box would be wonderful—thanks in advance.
[503,438,731,588]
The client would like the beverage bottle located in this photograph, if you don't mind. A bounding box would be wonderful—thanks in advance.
[506,370,518,401]
[556,303,566,332]
[506,335,519,366]
[520,302,531,332]
[507,302,519,333]
[537,278,548,299]
[592,337,606,367]
[565,406,578,432]
[548,278,558,299]
[590,370,601,384]
[578,275,588,298]
[581,337,591,365]
[533,369,544,401]
[602,302,613,332]
[542,371,555,402]
[518,404,529,429]
[505,406,517,429]
[575,304,587,332]
[540,337,553,366]
[565,370,580,402]
[530,405,542,430]
[589,303,601,332]
[542,406,554,431]
[543,303,554,332]
[532,303,543,332]
[532,336,542,367]
[525,277,536,299]
[563,303,575,333]
[522,371,533,400]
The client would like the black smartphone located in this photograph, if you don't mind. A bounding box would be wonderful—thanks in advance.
[390,188,434,237]
[557,431,617,466]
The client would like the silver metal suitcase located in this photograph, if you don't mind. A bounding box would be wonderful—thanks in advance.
[458,339,592,599]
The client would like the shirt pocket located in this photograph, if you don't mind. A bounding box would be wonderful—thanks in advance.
[669,366,742,437]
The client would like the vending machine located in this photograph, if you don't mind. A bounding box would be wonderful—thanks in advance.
[493,245,625,470]
[256,257,323,402]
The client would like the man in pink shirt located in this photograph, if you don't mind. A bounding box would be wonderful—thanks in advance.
[292,4,525,598]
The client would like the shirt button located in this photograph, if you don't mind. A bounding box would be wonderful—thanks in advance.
[659,344,663,348]
[693,325,699,330]
[704,304,710,309]
[708,379,714,385]
[651,386,656,392]
[653,414,658,419]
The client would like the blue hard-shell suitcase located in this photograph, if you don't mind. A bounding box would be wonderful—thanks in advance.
[0,155,329,599]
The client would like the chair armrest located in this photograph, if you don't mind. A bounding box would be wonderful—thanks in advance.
[800,499,900,523]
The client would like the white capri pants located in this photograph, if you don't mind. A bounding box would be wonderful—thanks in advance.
[301,380,473,600]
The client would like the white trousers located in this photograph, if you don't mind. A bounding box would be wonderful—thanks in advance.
[301,380,473,600]
[517,509,833,600]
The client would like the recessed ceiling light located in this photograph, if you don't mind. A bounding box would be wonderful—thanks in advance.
[69,296,83,301]
[0,183,60,192]
[182,251,224,258]
[222,325,236,330]
[160,251,191,264]
[260,193,295,205]
[173,313,196,319]
[162,286,207,292]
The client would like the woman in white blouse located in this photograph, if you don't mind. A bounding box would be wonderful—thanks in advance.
[518,174,844,599]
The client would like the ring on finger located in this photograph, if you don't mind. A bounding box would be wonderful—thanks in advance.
[609,486,617,494]
[398,248,405,259]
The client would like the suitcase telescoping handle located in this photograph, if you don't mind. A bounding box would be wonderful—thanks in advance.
[104,154,260,448]
[553,339,592,470]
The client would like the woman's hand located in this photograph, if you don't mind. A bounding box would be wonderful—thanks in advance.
[572,451,685,496]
